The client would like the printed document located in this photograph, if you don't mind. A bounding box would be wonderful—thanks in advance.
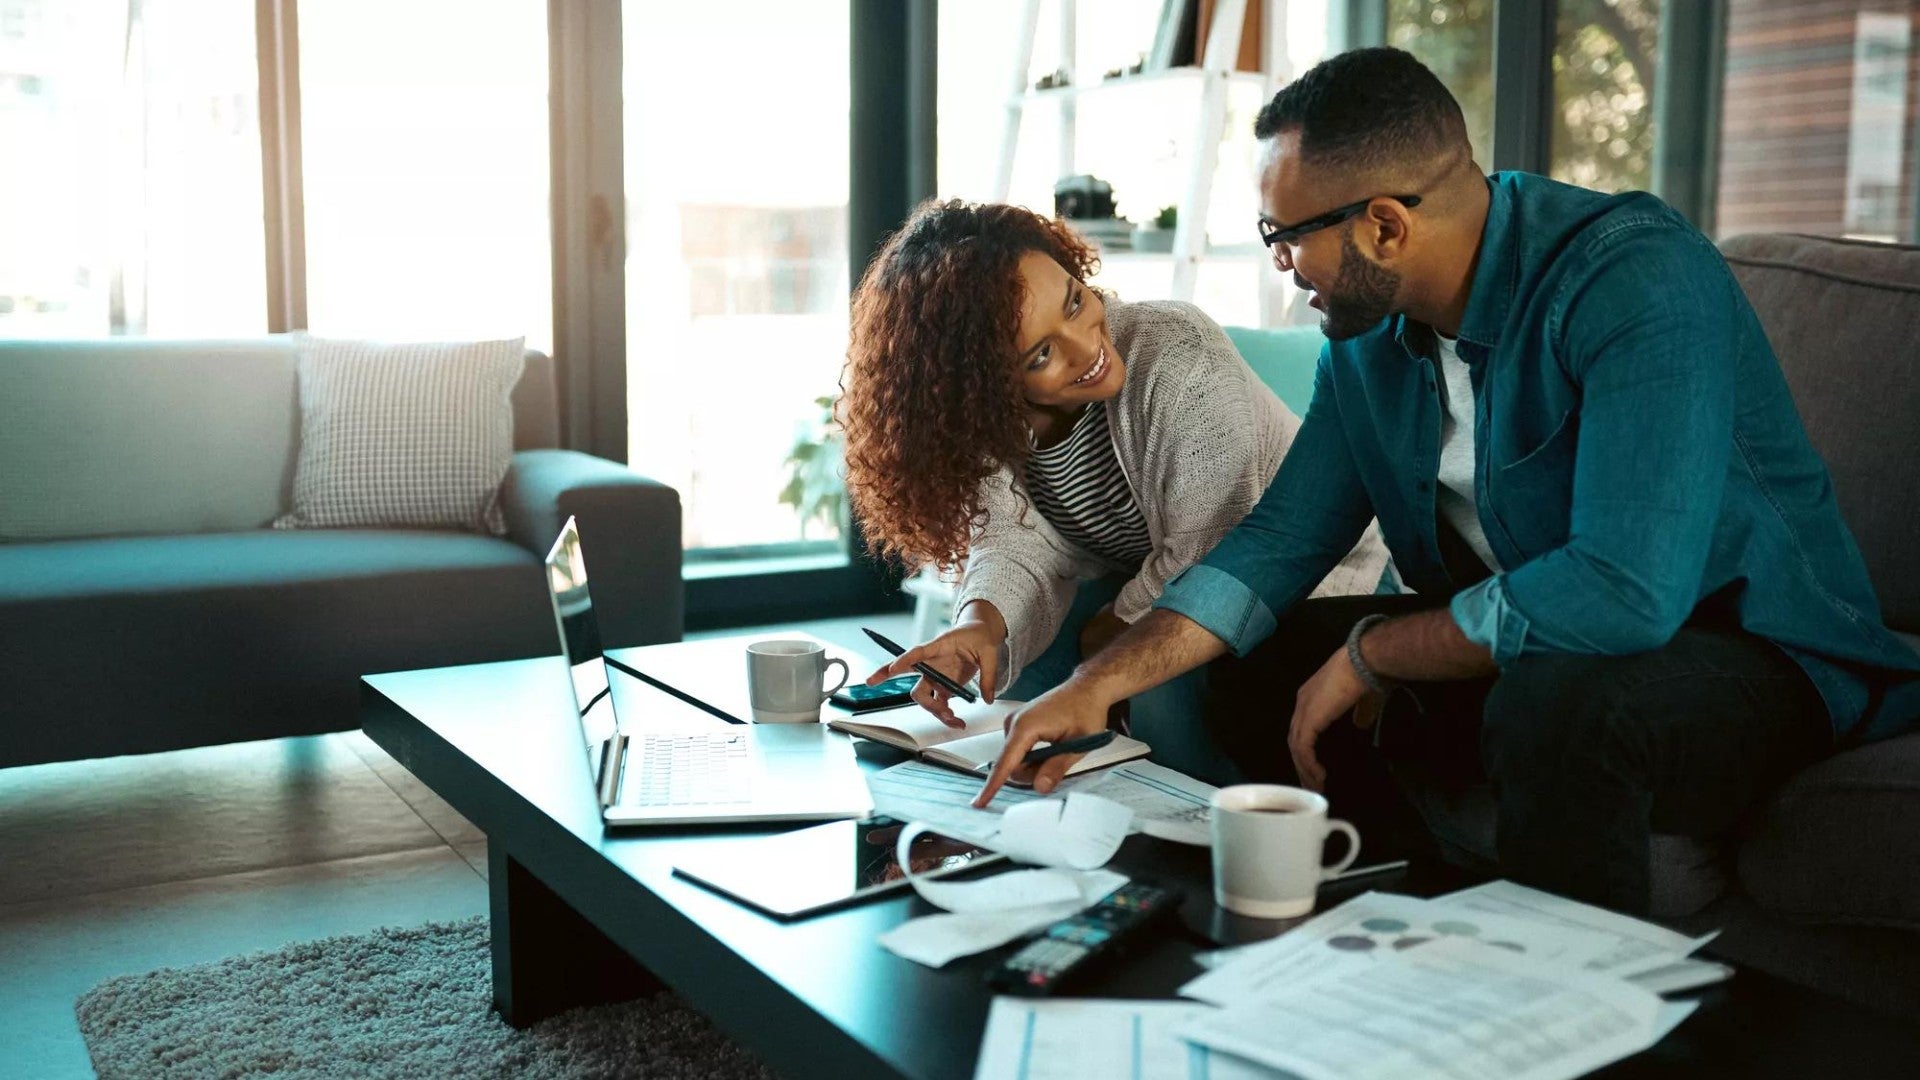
[973,999,1283,1080]
[1176,936,1696,1080]
[1433,879,1717,977]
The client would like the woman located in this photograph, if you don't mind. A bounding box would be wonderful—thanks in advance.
[840,200,1387,783]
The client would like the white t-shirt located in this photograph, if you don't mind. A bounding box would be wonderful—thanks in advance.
[1434,334,1499,572]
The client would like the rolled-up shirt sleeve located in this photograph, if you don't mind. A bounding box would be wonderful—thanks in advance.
[1449,575,1532,665]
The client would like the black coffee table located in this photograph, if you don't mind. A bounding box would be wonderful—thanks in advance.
[362,646,1920,1079]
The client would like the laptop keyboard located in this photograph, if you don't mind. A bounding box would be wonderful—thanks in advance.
[630,732,753,807]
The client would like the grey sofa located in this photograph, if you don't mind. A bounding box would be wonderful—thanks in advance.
[1396,234,1920,1017]
[0,337,683,769]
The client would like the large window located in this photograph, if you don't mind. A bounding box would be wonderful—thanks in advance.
[1552,0,1659,194]
[298,0,551,351]
[1717,0,1918,241]
[622,1,851,564]
[1389,0,1495,170]
[0,0,265,338]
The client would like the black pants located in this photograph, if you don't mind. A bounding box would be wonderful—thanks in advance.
[1203,595,1833,915]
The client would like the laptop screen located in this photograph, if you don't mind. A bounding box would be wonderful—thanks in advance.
[543,517,616,752]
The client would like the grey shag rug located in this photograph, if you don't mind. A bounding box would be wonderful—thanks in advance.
[74,916,777,1079]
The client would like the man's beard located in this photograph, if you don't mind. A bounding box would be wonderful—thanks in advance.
[1308,227,1400,341]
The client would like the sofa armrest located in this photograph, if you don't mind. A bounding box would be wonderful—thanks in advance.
[501,449,683,645]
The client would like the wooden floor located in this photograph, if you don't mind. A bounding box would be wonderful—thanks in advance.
[0,611,913,1077]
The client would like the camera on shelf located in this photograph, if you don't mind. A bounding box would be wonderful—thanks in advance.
[1053,174,1115,222]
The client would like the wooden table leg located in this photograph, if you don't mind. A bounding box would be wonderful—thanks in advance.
[489,840,663,1027]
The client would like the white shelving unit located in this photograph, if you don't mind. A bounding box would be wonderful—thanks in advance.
[993,0,1292,309]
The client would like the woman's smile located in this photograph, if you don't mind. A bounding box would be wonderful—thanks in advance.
[1071,345,1111,387]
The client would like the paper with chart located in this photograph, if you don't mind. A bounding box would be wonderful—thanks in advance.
[1180,891,1619,1007]
[877,794,1133,968]
[1176,935,1696,1080]
[973,999,1286,1080]
[1433,879,1717,977]
[866,759,1047,846]
[868,757,1221,851]
[1063,760,1217,846]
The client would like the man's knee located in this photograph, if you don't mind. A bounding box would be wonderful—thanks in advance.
[1480,654,1652,782]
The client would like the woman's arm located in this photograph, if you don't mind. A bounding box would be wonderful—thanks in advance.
[951,468,1104,693]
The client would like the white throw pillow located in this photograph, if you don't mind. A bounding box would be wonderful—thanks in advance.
[274,335,526,535]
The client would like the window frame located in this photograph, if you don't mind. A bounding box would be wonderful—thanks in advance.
[1357,0,1728,228]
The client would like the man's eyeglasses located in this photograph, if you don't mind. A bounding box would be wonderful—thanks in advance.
[1258,194,1422,249]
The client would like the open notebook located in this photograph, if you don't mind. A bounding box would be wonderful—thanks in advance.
[827,699,1149,782]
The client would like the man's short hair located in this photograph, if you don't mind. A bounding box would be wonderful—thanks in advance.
[1253,47,1470,174]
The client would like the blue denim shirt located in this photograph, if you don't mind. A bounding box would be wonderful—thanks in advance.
[1157,172,1920,741]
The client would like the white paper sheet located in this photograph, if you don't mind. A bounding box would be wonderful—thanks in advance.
[1179,891,1618,1007]
[1064,761,1217,846]
[878,870,1127,968]
[878,793,1133,968]
[989,793,1133,868]
[972,999,1286,1080]
[1176,936,1688,1080]
[1434,879,1717,977]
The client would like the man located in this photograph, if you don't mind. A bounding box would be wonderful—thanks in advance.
[968,47,1920,915]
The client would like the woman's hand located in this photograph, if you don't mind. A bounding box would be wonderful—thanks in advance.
[865,611,1006,728]
[1078,602,1129,659]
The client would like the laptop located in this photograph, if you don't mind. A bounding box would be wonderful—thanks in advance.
[543,517,873,826]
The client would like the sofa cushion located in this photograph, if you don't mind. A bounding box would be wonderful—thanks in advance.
[0,338,301,541]
[1721,234,1920,633]
[0,340,558,543]
[275,336,525,535]
[1223,324,1322,416]
[1738,733,1920,931]
[0,531,556,768]
[0,530,539,603]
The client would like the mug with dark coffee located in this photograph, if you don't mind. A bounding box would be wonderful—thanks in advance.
[1210,784,1359,918]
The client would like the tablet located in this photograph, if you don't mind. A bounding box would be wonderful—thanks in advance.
[672,815,1004,919]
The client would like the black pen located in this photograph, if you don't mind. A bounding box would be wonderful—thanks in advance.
[1022,729,1116,765]
[861,627,978,704]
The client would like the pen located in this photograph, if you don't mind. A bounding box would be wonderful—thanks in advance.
[1021,729,1116,765]
[861,627,978,704]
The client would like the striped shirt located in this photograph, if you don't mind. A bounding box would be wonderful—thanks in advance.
[1025,403,1153,569]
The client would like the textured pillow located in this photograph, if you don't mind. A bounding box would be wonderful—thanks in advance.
[274,336,526,535]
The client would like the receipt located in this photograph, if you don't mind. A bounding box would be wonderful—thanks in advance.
[877,793,1133,968]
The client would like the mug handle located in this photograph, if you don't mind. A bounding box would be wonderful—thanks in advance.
[819,657,851,703]
[1319,818,1361,879]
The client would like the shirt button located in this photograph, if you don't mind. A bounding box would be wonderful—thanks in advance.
[1418,481,1431,492]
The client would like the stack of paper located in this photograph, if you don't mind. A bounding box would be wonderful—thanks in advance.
[974,881,1721,1080]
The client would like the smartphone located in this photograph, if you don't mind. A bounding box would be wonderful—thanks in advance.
[829,673,918,712]
[671,815,1004,919]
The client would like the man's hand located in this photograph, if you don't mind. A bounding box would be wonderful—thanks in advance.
[1078,603,1128,659]
[866,616,1004,728]
[972,680,1110,806]
[1288,646,1369,792]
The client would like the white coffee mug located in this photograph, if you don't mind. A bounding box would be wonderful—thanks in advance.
[744,639,849,724]
[1210,784,1360,919]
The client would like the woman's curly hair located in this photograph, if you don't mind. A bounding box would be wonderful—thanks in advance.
[841,199,1101,572]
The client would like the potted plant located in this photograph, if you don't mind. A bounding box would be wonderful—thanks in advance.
[779,394,847,540]
[1132,205,1177,252]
